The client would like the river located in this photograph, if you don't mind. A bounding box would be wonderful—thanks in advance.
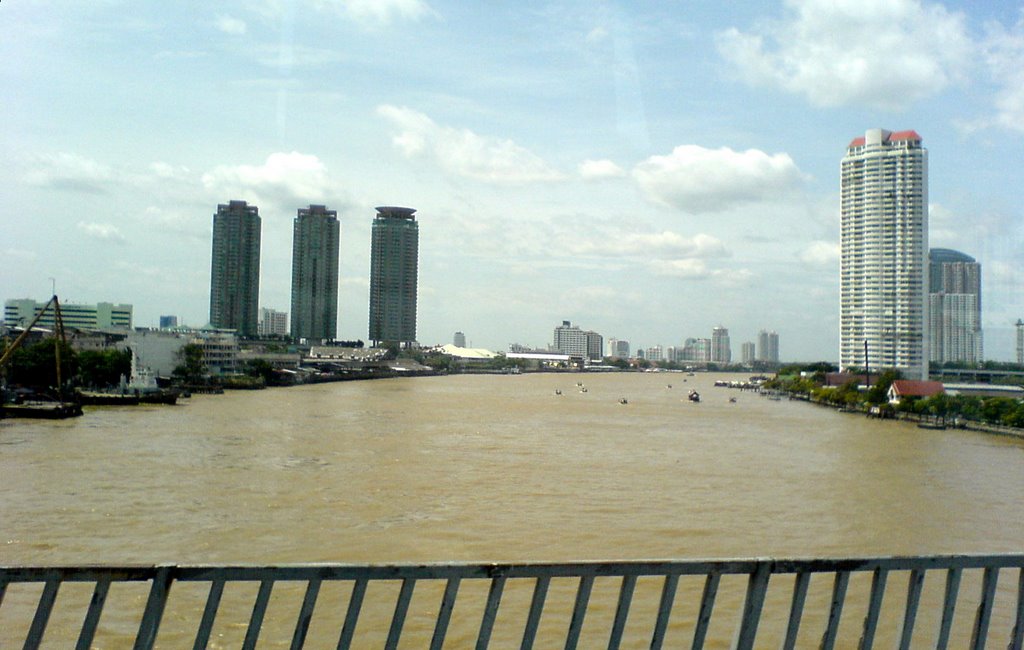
[2,372,1023,647]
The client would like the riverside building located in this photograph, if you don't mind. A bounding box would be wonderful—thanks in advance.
[209,200,261,336]
[290,204,340,342]
[4,299,132,330]
[840,129,928,379]
[928,248,982,364]
[368,206,419,347]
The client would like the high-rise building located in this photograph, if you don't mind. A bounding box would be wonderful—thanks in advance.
[290,204,340,342]
[159,315,178,329]
[607,338,630,359]
[369,206,419,346]
[553,321,587,356]
[646,345,664,362]
[840,129,928,379]
[928,248,982,364]
[258,307,289,337]
[711,326,731,364]
[1016,320,1023,365]
[741,342,756,364]
[757,330,779,363]
[210,200,261,336]
[453,331,466,347]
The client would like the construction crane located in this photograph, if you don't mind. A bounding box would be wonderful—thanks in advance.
[0,294,70,400]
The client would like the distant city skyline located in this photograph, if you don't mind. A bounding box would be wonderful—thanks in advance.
[4,2,1022,360]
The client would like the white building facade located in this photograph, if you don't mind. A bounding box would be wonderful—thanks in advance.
[757,330,779,363]
[4,298,132,330]
[711,326,731,364]
[840,129,928,379]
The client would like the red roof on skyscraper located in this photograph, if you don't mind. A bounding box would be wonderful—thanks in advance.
[847,130,922,148]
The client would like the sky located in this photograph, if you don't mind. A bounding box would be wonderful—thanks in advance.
[2,0,1023,361]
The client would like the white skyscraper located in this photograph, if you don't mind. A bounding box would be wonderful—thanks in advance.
[711,326,731,364]
[840,129,928,379]
[757,330,779,363]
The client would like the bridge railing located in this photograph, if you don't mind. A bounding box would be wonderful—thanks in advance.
[2,555,1023,649]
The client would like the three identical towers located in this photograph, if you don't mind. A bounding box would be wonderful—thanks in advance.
[210,203,418,344]
[840,129,929,380]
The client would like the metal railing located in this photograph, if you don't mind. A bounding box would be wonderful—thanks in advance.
[2,555,1023,649]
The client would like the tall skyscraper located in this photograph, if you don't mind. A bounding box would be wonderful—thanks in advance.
[757,330,779,363]
[453,331,466,347]
[840,129,928,379]
[1016,319,1023,365]
[290,204,340,342]
[741,341,756,364]
[711,326,731,363]
[210,200,261,336]
[369,206,419,347]
[928,248,982,364]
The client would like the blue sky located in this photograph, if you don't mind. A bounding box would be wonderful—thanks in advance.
[3,0,1022,360]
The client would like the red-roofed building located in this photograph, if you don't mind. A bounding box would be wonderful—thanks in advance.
[887,380,945,404]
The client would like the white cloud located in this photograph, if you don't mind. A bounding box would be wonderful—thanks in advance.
[980,15,1024,133]
[799,240,839,266]
[77,221,126,244]
[632,145,803,213]
[716,0,971,110]
[580,231,729,260]
[578,159,626,180]
[377,105,565,184]
[215,15,247,35]
[317,0,433,26]
[586,26,609,43]
[24,153,115,194]
[200,152,333,210]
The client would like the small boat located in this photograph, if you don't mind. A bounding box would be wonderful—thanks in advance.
[619,398,628,404]
[579,387,588,393]
[688,390,700,402]
[729,397,737,403]
[917,421,947,430]
[554,389,562,396]
[666,384,672,389]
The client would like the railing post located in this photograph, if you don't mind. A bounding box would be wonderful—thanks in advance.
[134,566,173,650]
[970,566,999,650]
[780,572,811,650]
[820,570,850,650]
[897,569,925,650]
[733,562,771,650]
[858,568,888,650]
[25,577,60,650]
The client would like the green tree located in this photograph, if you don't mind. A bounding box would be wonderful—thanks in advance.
[981,397,1018,425]
[4,338,78,391]
[77,349,132,388]
[172,344,207,384]
[243,359,275,383]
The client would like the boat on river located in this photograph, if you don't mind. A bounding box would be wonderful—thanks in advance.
[688,390,700,402]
